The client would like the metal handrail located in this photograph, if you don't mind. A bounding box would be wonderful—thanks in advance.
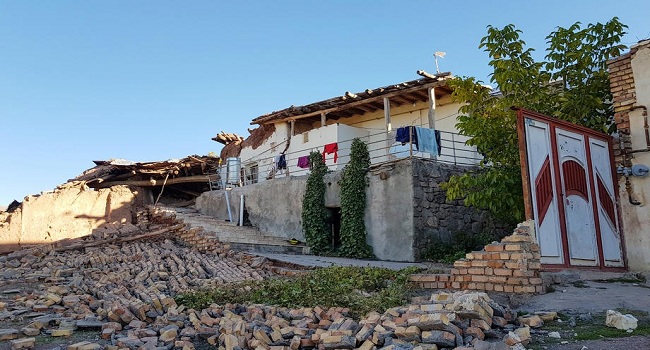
[237,128,482,185]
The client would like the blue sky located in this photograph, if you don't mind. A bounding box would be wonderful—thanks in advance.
[1,1,649,205]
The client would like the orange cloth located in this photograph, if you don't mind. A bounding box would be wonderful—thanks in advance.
[323,143,338,163]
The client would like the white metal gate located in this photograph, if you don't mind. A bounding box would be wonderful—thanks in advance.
[517,109,624,269]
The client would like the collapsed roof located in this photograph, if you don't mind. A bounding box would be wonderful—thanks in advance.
[71,155,220,192]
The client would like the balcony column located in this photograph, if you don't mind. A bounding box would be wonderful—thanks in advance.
[428,87,436,129]
[384,97,392,155]
[428,87,438,160]
[320,112,326,127]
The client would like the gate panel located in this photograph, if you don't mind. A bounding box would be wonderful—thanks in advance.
[524,119,564,264]
[589,138,624,266]
[516,108,626,269]
[556,129,599,266]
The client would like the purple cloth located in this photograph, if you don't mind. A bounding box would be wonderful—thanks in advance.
[297,155,310,168]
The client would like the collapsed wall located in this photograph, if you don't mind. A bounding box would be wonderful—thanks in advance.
[0,183,138,253]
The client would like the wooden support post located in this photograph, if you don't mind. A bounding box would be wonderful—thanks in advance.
[384,97,392,131]
[384,97,392,156]
[320,112,326,127]
[290,120,295,136]
[428,87,436,129]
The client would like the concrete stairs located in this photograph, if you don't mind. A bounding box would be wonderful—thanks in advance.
[153,206,308,255]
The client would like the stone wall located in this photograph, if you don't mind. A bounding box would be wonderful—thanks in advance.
[0,184,138,254]
[411,159,508,260]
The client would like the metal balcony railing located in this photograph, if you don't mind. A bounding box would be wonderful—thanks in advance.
[228,128,482,186]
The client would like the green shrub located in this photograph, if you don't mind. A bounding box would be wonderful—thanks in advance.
[339,138,374,259]
[302,151,331,254]
[175,266,420,318]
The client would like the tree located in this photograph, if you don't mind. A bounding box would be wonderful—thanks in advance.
[339,138,374,259]
[442,18,627,225]
[302,151,331,254]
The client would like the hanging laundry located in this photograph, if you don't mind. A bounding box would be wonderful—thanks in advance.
[395,126,418,149]
[322,143,338,163]
[434,130,442,155]
[277,154,287,169]
[415,127,439,155]
[297,155,310,169]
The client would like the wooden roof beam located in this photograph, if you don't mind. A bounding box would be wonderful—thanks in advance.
[347,107,367,116]
[356,104,378,113]
[253,81,449,125]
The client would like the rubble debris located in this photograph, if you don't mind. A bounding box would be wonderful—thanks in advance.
[71,155,220,191]
[6,200,21,213]
[1,233,553,350]
[212,131,245,145]
[9,337,35,350]
[605,309,638,330]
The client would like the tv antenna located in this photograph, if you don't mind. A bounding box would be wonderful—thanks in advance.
[434,51,446,74]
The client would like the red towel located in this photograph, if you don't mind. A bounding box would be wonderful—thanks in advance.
[323,143,338,163]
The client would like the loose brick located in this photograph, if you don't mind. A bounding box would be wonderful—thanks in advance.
[487,261,504,268]
[485,244,504,252]
[493,269,512,276]
[505,244,522,251]
[468,268,485,275]
[471,260,488,267]
[472,275,488,283]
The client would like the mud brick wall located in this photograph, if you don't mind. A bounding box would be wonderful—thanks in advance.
[411,159,509,260]
[147,206,230,255]
[410,223,544,294]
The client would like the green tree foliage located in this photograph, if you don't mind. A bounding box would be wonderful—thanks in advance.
[302,151,331,254]
[443,18,627,224]
[339,138,374,258]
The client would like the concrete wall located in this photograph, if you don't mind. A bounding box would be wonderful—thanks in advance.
[621,42,650,271]
[196,172,343,240]
[0,184,137,253]
[365,159,415,261]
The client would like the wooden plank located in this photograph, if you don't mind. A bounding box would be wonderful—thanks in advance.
[384,97,391,132]
[515,109,534,220]
[93,174,218,188]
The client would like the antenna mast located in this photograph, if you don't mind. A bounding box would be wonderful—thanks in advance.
[433,51,446,74]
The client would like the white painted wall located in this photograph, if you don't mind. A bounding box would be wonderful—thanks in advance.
[237,97,479,185]
[239,123,289,184]
[621,43,650,271]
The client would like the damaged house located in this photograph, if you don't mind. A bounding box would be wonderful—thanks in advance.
[200,71,506,262]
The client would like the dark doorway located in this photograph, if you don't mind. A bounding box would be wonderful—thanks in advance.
[327,207,341,249]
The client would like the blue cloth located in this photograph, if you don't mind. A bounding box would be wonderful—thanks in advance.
[277,154,287,169]
[395,126,418,149]
[415,127,439,155]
